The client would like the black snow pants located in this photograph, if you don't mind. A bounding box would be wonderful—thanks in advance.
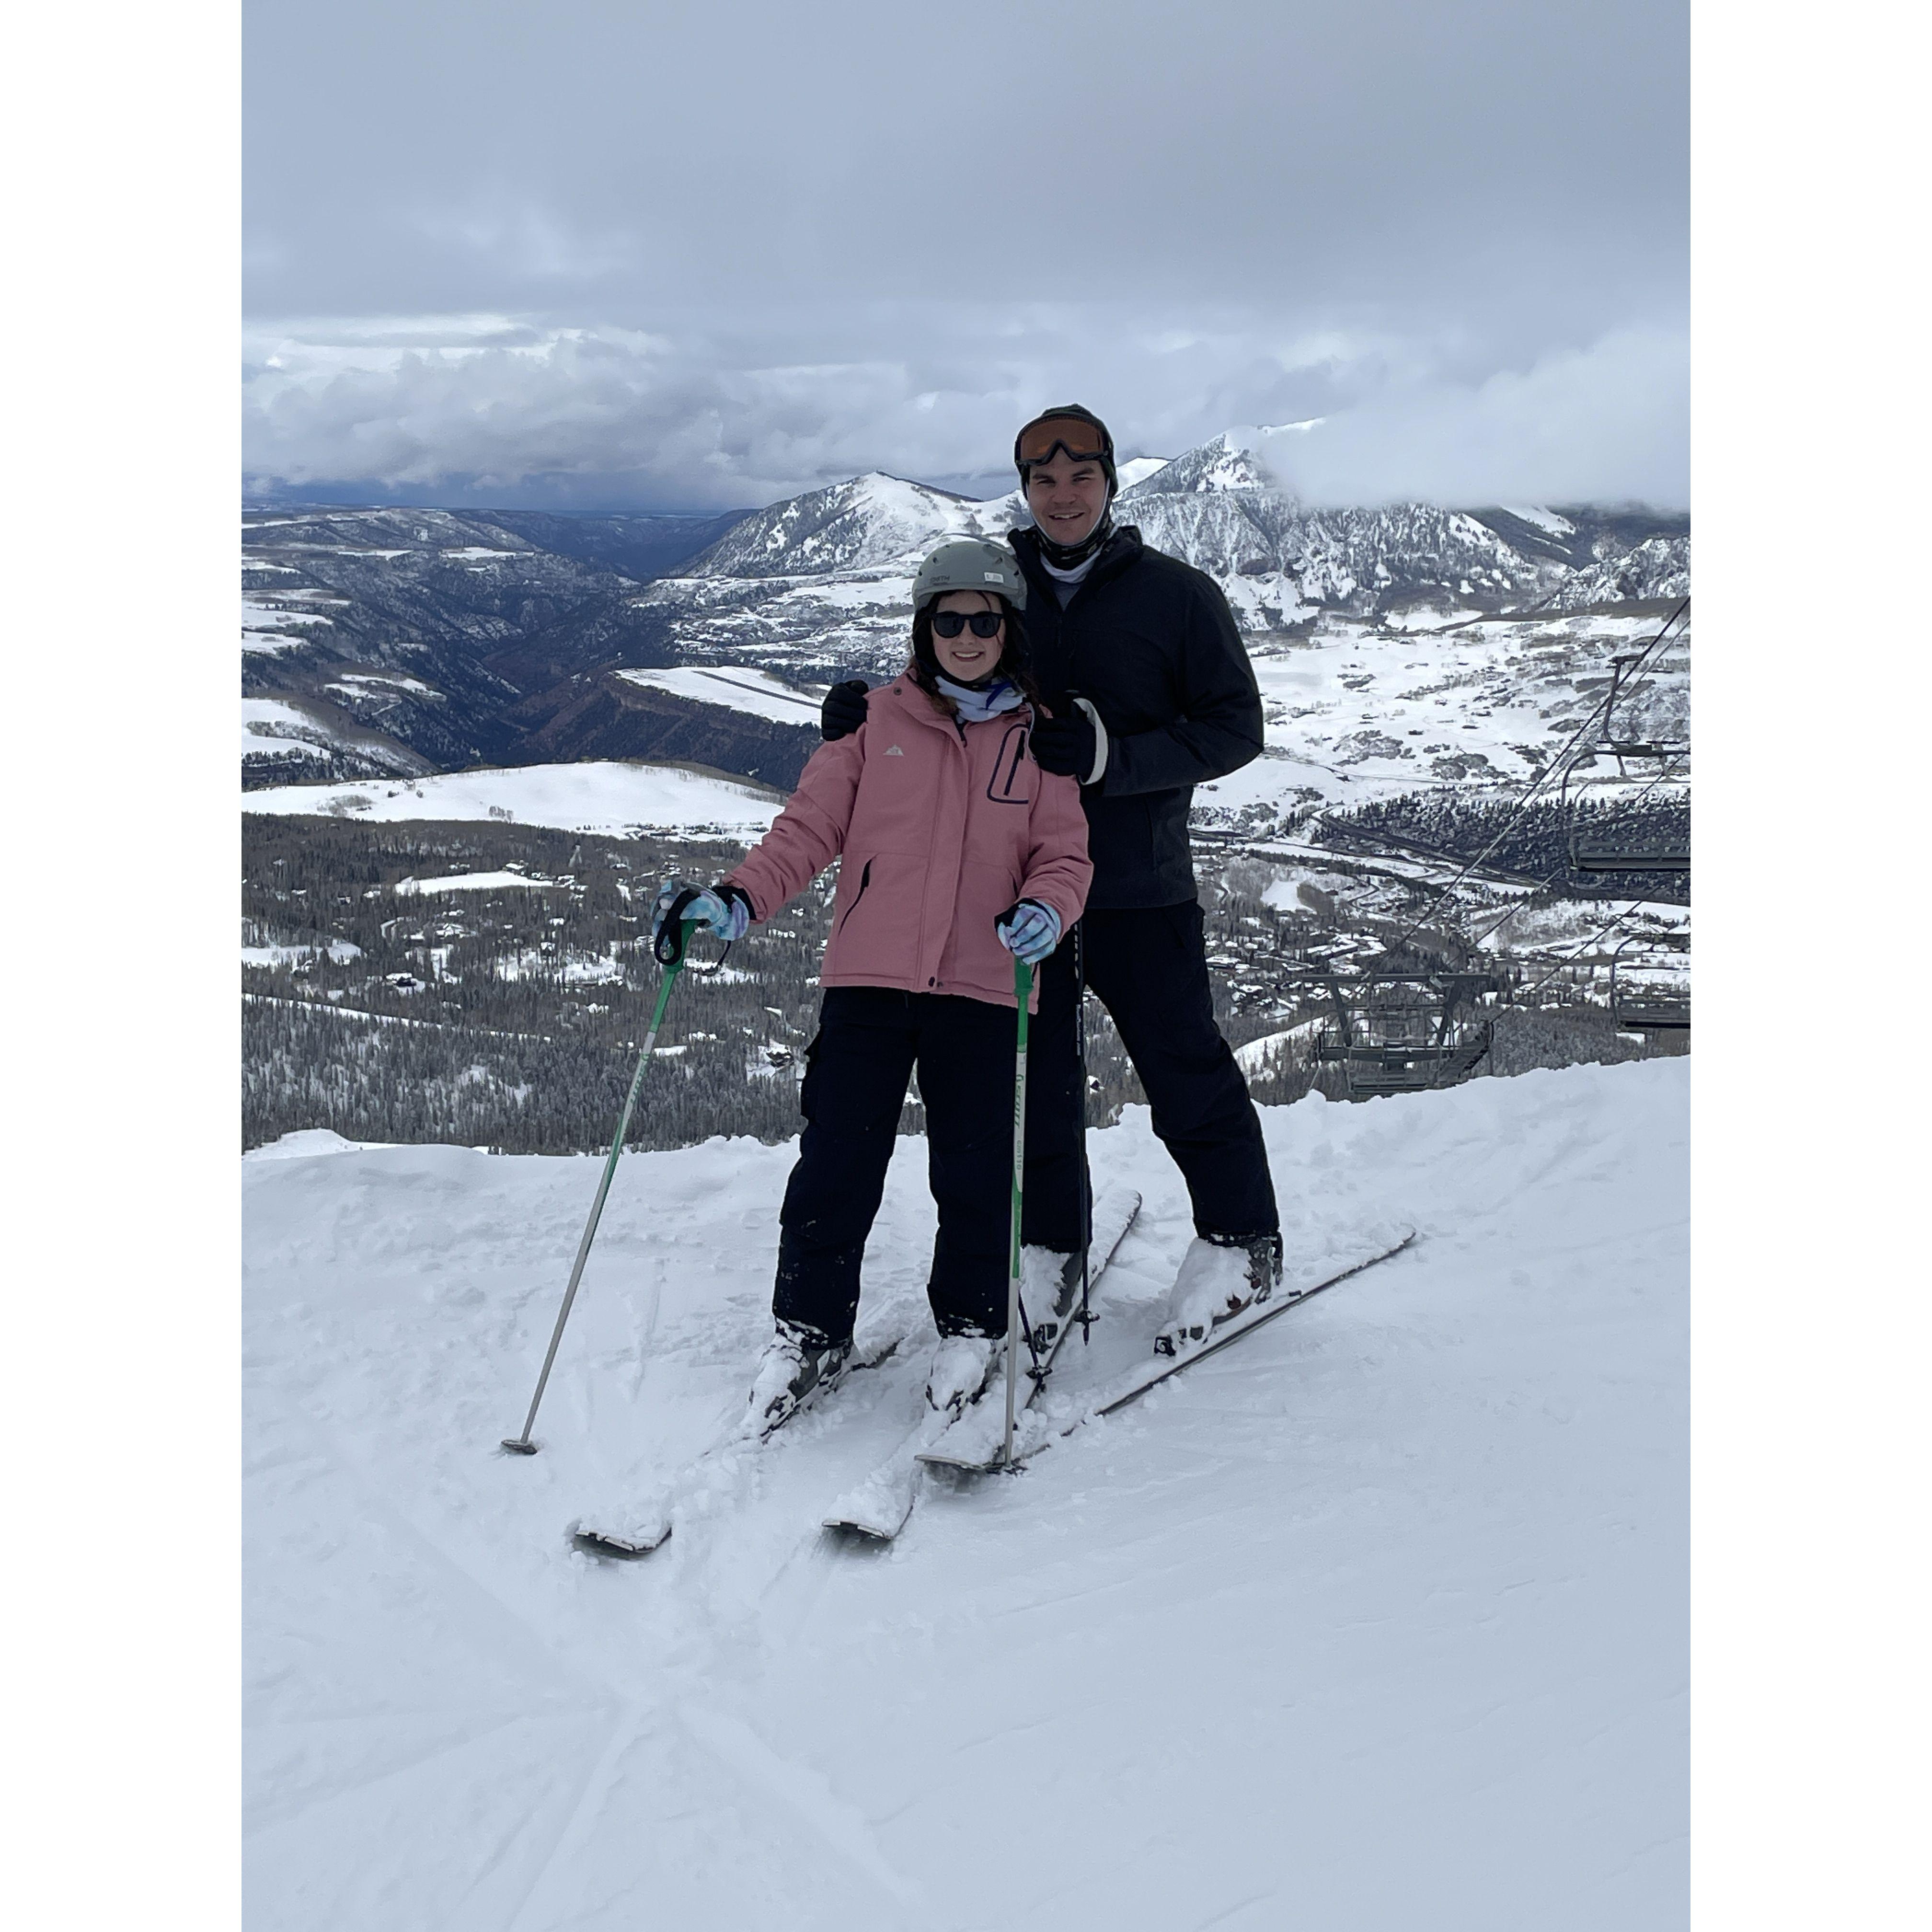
[775,986,1052,1344]
[1025,902,1278,1247]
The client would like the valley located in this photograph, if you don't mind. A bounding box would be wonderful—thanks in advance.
[242,429,1689,1151]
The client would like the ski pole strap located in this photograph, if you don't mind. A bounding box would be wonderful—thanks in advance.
[653,896,703,966]
[652,900,734,977]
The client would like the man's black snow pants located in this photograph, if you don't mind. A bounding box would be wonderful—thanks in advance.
[1024,902,1278,1249]
[776,986,1056,1344]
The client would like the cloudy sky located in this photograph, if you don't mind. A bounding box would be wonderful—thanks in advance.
[243,0,1688,512]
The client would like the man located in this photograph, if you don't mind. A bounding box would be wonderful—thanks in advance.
[821,404,1280,1346]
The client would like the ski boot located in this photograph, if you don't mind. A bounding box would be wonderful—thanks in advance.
[1155,1231,1284,1356]
[925,1334,999,1418]
[1021,1246,1085,1352]
[747,1320,852,1437]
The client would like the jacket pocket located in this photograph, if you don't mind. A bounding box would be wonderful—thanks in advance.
[984,722,1034,805]
[835,856,874,934]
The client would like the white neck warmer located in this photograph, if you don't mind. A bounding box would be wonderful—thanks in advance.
[1036,545,1101,604]
[934,673,1026,724]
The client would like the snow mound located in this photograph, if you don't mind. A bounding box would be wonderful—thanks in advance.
[244,1127,392,1161]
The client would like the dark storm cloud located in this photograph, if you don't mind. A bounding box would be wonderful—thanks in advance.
[243,0,1688,507]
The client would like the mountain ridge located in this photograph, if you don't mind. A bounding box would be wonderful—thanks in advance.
[242,430,1688,806]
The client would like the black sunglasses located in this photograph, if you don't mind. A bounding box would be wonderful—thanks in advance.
[932,610,1005,639]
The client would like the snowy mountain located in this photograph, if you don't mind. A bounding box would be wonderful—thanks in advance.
[689,472,1021,578]
[244,1057,1689,1929]
[1543,532,1691,610]
[1121,434,1562,620]
[242,439,1688,822]
[621,428,1688,688]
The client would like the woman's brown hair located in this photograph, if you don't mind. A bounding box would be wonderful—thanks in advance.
[908,596,1042,712]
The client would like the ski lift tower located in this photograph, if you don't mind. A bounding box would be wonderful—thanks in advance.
[1311,969,1501,1100]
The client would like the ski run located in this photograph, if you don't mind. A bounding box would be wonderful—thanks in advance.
[244,1058,1688,1930]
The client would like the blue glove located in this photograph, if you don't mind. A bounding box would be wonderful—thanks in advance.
[651,878,753,952]
[995,898,1062,966]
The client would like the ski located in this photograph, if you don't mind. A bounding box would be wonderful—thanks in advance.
[824,1186,1142,1540]
[569,1334,902,1558]
[1001,1224,1418,1469]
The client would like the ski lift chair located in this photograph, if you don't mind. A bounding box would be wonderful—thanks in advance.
[1610,933,1691,1032]
[1560,655,1691,873]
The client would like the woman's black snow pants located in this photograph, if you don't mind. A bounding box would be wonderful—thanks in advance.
[774,986,1039,1344]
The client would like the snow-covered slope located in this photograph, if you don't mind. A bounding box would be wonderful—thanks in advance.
[244,1058,1687,1931]
[612,664,826,724]
[241,760,783,836]
[1189,604,1690,828]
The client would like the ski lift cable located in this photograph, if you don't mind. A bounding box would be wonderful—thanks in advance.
[1375,597,1689,957]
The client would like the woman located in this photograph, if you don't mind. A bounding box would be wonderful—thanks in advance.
[651,539,1092,1432]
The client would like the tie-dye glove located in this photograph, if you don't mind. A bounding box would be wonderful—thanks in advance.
[994,898,1062,966]
[650,877,754,951]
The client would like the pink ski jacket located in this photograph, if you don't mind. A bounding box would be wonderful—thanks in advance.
[723,674,1092,1012]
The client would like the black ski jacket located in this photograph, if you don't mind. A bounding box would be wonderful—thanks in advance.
[1011,523,1264,908]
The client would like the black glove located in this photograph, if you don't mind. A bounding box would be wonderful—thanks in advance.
[820,679,870,742]
[1030,707,1099,782]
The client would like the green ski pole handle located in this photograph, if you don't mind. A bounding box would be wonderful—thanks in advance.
[502,918,697,1453]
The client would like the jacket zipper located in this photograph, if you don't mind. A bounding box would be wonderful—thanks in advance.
[916,723,960,986]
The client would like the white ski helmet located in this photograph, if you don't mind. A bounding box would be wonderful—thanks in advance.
[909,538,1028,612]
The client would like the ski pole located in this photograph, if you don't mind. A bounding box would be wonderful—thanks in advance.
[501,916,697,1454]
[1002,954,1034,1469]
[1074,920,1092,1344]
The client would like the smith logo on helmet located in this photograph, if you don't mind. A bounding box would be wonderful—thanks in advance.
[984,572,1003,582]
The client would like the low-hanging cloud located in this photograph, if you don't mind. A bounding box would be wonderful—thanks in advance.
[1258,325,1689,509]
[243,307,1688,511]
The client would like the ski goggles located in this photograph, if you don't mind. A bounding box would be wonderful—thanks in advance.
[1016,423,1110,468]
[932,610,1006,639]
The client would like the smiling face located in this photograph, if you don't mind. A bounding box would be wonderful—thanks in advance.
[1023,450,1110,548]
[929,590,1005,682]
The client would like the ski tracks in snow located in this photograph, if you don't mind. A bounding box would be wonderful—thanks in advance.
[245,1062,1690,1930]
[677,1704,940,1920]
